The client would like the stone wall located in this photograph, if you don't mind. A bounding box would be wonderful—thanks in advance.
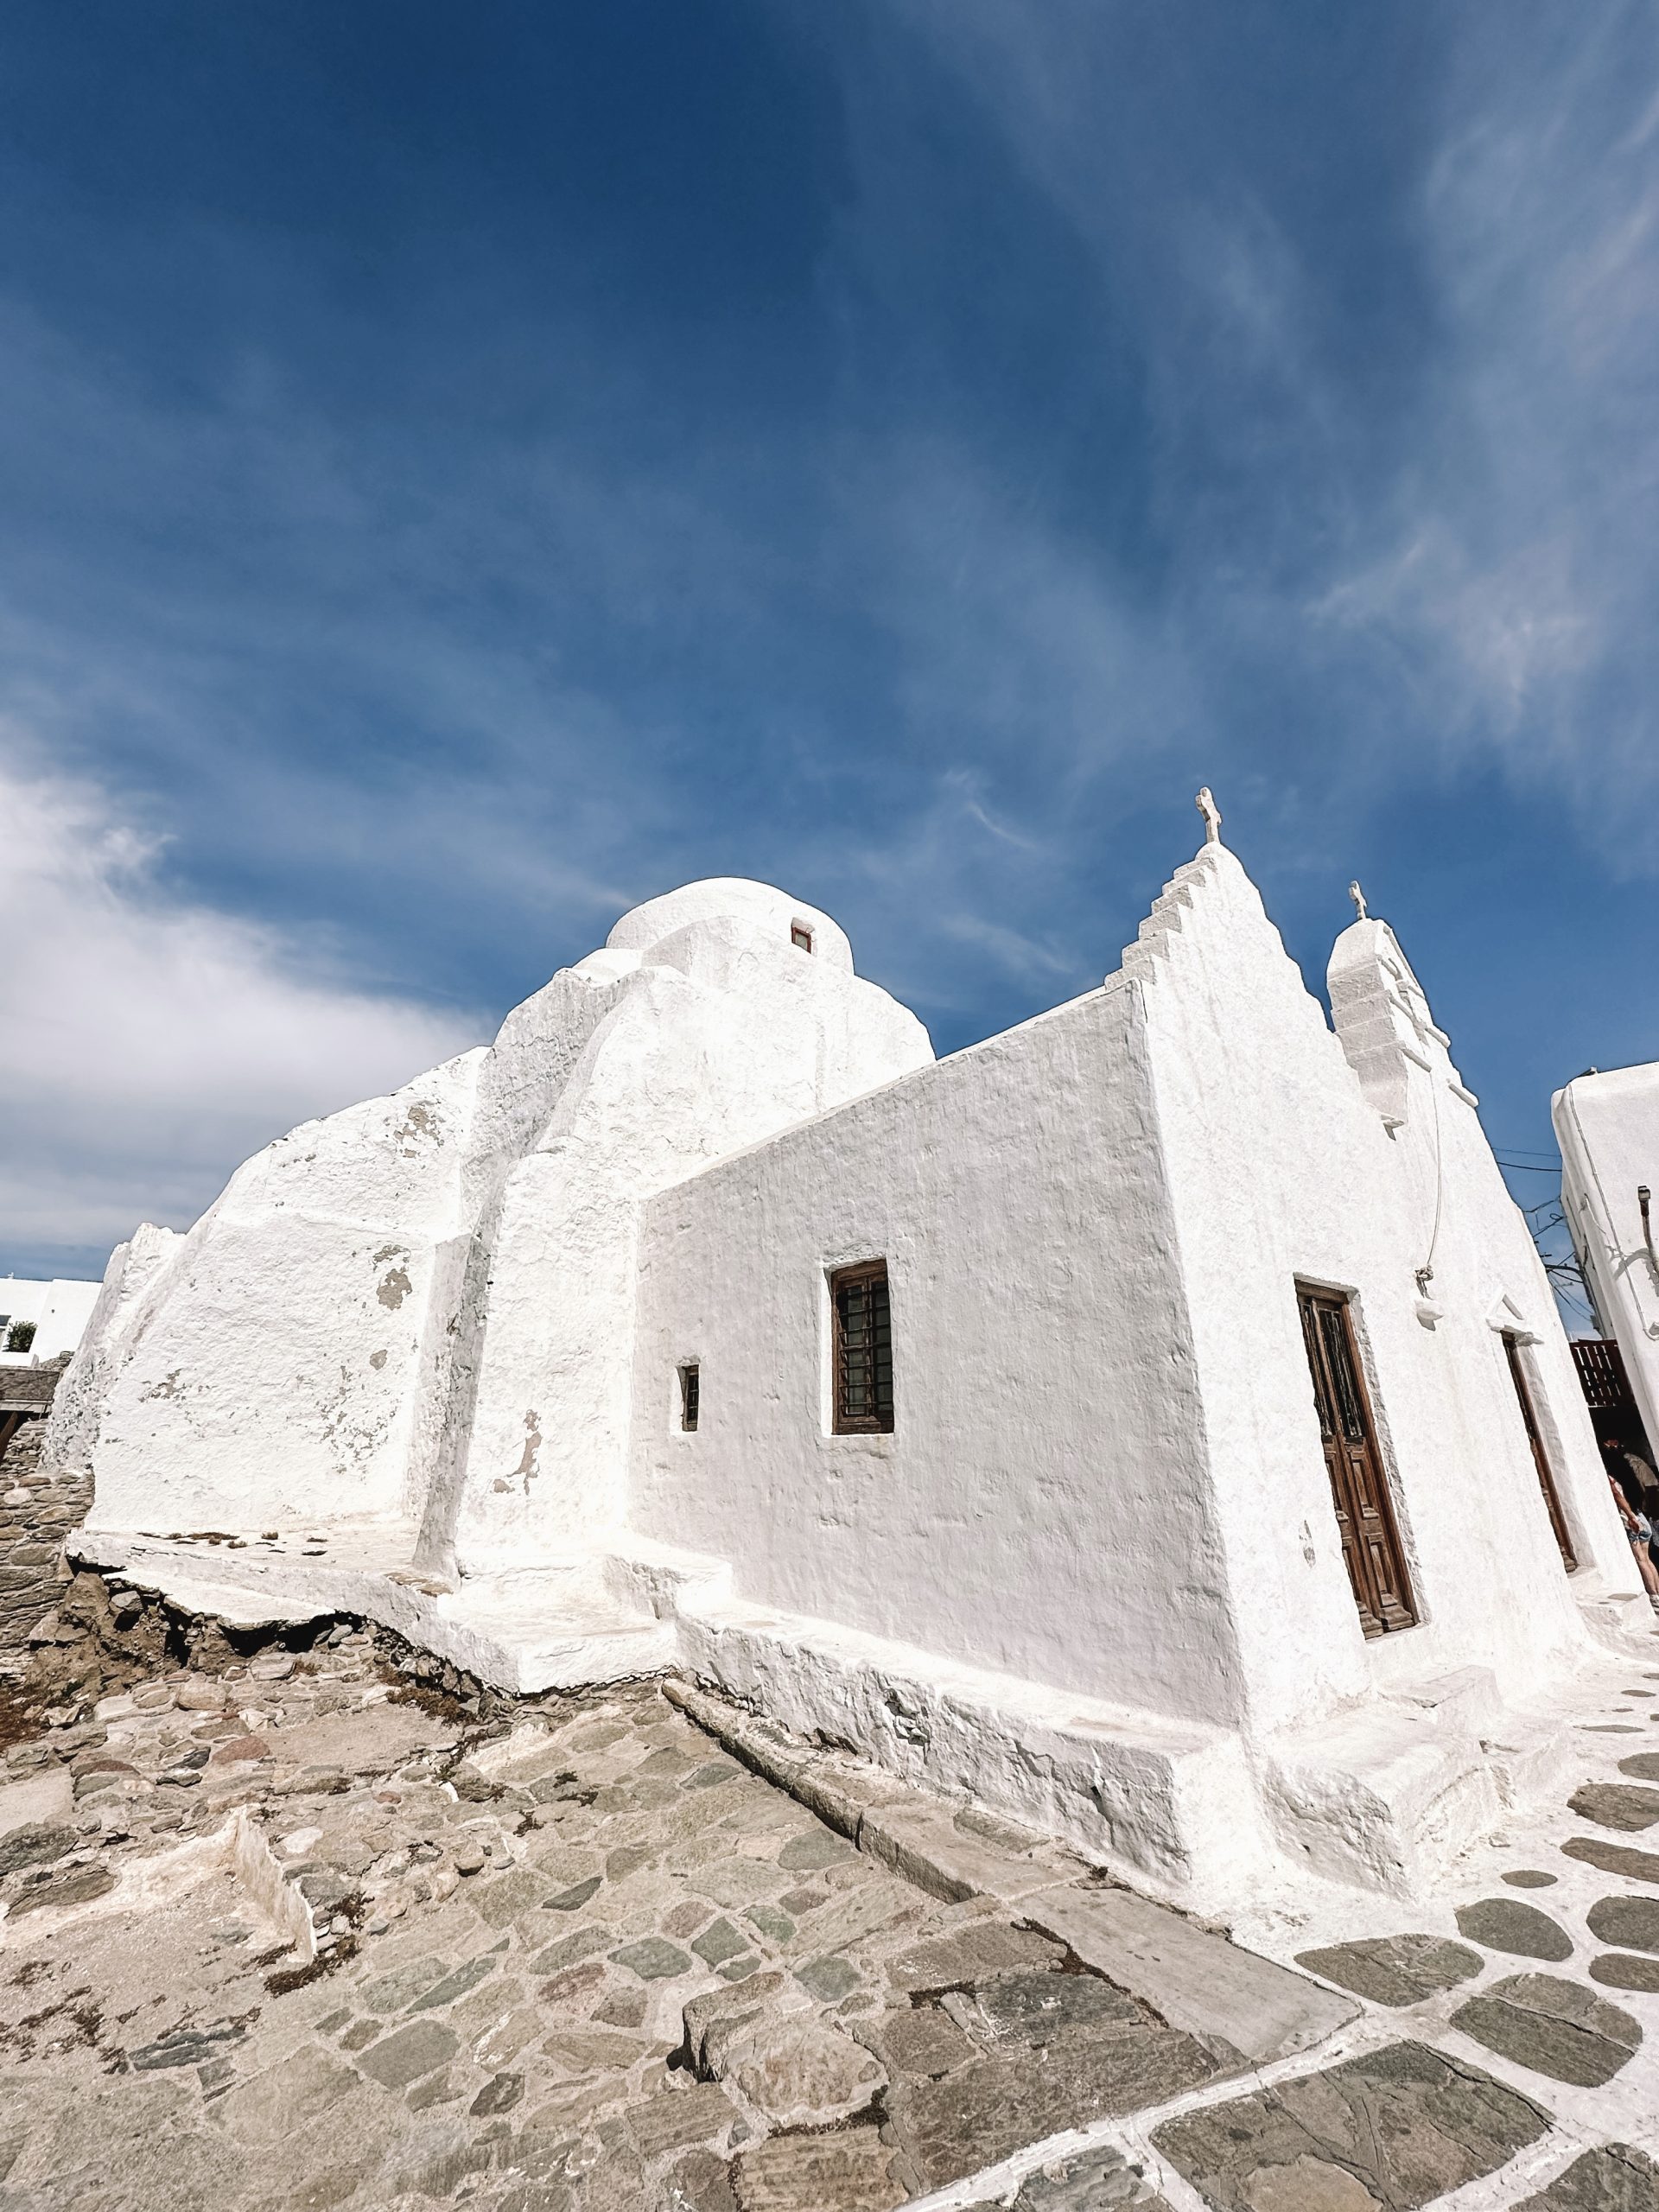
[0,1419,91,1671]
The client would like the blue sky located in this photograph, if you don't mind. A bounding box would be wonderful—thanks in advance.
[3,2,1656,1299]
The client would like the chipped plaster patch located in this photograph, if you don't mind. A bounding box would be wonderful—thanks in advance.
[512,1412,542,1495]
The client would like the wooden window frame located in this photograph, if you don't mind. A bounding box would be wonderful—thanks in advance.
[678,1362,700,1434]
[791,923,815,953]
[1502,1332,1576,1571]
[1296,1282,1418,1637]
[830,1259,894,1435]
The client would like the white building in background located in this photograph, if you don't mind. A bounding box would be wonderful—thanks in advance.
[1554,1064,1659,1452]
[49,802,1644,1914]
[0,1276,101,1365]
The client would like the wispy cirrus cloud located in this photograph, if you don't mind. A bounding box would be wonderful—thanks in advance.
[1301,6,1659,824]
[848,0,1659,853]
[3,0,1658,1276]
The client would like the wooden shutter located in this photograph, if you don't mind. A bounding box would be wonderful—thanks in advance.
[1503,1335,1575,1571]
[832,1262,893,1433]
[1571,1336,1636,1414]
[1297,1286,1417,1637]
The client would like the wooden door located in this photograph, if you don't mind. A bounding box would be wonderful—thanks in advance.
[1297,1286,1418,1637]
[1503,1334,1576,1572]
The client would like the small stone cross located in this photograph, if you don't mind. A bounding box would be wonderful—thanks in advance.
[1349,880,1369,921]
[1195,787,1222,844]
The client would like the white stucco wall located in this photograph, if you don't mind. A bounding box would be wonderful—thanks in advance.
[1131,849,1630,1754]
[1554,1063,1659,1452]
[625,840,1638,1892]
[437,900,931,1576]
[629,977,1243,1728]
[50,880,931,1560]
[67,1049,488,1533]
[0,1277,101,1363]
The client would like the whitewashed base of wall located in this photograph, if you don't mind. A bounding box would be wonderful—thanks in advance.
[65,1524,1658,1928]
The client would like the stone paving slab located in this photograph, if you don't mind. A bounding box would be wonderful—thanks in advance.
[1585,1897,1659,1954]
[1293,1931,1484,2008]
[1567,1784,1659,1834]
[1453,1897,1577,1962]
[1560,1837,1659,1885]
[961,2145,1170,2209]
[1025,1884,1360,2064]
[1451,1974,1643,2088]
[891,2023,1217,2194]
[1588,1952,1659,1992]
[1151,2039,1551,2210]
[1513,2142,1659,2209]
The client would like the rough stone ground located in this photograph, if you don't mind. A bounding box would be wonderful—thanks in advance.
[0,1426,89,1659]
[2,1456,1658,2208]
[3,1609,1200,2212]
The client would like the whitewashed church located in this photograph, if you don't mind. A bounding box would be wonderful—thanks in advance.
[49,798,1646,1912]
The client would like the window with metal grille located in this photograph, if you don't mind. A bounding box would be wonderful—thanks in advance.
[830,1261,893,1433]
[791,923,814,952]
[678,1363,700,1433]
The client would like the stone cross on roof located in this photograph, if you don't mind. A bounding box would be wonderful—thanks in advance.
[1349,880,1369,921]
[1195,787,1222,844]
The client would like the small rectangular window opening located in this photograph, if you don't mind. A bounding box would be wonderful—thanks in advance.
[791,922,814,952]
[831,1261,893,1433]
[678,1363,700,1433]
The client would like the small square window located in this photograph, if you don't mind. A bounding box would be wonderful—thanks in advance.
[830,1262,893,1433]
[791,923,814,953]
[678,1363,700,1433]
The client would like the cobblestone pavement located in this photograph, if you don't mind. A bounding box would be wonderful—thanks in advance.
[3,1568,1659,2209]
[1170,1649,1659,2212]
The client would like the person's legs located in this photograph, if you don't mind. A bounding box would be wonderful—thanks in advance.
[1634,1534,1659,1598]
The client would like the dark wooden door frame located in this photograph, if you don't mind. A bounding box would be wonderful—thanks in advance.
[1502,1332,1577,1572]
[1297,1284,1419,1638]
